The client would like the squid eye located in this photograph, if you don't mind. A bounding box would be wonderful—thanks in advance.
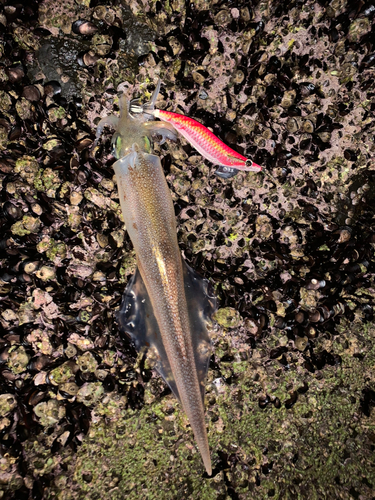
[112,134,122,158]
[143,135,152,153]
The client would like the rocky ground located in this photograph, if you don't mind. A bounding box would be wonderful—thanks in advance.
[0,0,374,498]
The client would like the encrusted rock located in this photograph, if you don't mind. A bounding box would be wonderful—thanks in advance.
[77,382,105,406]
[34,400,66,427]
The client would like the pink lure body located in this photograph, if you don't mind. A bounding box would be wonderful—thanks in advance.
[152,109,262,174]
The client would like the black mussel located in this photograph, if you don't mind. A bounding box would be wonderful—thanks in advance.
[22,85,41,102]
[299,82,316,97]
[0,270,16,283]
[308,310,322,323]
[362,5,375,18]
[267,55,281,73]
[261,461,273,474]
[361,53,375,69]
[7,64,25,83]
[329,27,339,43]
[297,382,309,394]
[304,359,315,373]
[27,390,47,406]
[8,125,22,141]
[359,388,375,417]
[76,135,92,151]
[77,51,99,68]
[269,346,288,359]
[273,397,281,409]
[287,105,302,117]
[17,273,32,284]
[285,391,298,409]
[259,394,271,409]
[297,134,311,150]
[28,355,53,372]
[33,27,52,37]
[274,317,286,329]
[295,311,305,323]
[44,81,62,97]
[2,201,22,221]
[72,20,98,36]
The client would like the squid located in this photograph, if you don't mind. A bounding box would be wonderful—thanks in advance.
[95,84,217,474]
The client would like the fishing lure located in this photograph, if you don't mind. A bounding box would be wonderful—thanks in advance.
[131,79,262,179]
[95,86,216,475]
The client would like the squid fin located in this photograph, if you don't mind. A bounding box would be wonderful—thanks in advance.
[117,260,216,403]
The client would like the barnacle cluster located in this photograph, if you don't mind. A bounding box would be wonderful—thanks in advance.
[0,0,374,498]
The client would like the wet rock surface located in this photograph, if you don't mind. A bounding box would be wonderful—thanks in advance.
[0,0,374,499]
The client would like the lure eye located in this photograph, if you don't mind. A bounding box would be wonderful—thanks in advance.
[245,158,262,171]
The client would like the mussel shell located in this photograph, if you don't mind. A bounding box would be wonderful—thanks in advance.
[7,65,25,83]
[44,81,62,97]
[295,311,305,323]
[27,390,47,406]
[8,125,22,141]
[308,310,322,323]
[77,51,99,68]
[258,394,271,409]
[22,85,41,102]
[72,20,98,36]
[2,201,22,221]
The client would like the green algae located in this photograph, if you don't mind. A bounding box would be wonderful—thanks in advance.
[59,318,375,499]
[77,352,98,374]
[48,362,75,386]
[34,166,61,196]
[36,238,67,263]
[214,307,241,329]
[46,241,67,262]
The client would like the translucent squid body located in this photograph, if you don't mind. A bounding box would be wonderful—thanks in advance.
[131,78,262,179]
[95,84,216,474]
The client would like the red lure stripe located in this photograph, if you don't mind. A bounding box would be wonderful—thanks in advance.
[154,109,262,171]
